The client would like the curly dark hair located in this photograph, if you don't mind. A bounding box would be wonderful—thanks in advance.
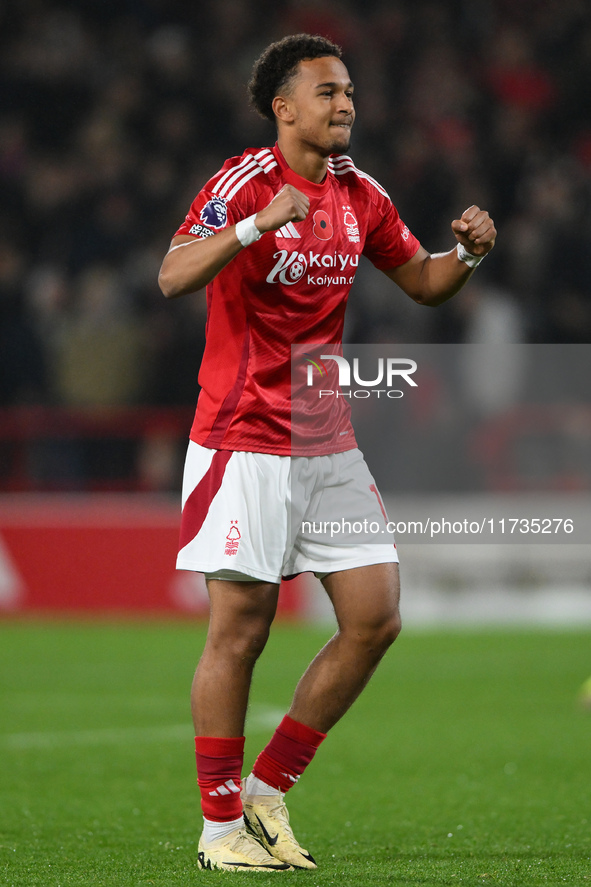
[248,34,343,123]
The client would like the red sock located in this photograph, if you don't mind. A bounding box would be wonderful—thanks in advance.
[252,715,326,794]
[195,736,245,822]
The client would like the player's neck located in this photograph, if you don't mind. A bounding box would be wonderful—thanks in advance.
[277,138,329,184]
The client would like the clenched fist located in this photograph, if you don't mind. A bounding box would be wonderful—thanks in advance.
[255,185,310,234]
[451,205,496,257]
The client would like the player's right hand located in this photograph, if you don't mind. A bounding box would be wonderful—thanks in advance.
[255,185,309,233]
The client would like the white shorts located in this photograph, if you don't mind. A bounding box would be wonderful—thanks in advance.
[176,442,398,584]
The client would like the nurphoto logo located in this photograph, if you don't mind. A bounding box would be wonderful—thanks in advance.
[304,354,418,400]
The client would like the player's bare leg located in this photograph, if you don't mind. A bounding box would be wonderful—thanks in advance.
[192,579,292,872]
[242,562,400,869]
[287,562,401,732]
[191,578,280,736]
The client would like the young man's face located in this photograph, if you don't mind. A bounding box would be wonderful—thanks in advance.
[281,56,355,155]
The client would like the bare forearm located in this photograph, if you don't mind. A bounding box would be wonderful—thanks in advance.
[158,227,244,298]
[386,205,496,307]
[384,245,475,307]
[413,248,475,306]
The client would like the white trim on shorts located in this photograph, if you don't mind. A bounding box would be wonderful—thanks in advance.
[176,442,398,584]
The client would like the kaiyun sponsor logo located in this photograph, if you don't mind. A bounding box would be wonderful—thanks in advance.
[267,250,359,285]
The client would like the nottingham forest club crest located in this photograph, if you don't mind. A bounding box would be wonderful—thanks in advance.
[342,205,360,243]
[224,521,241,556]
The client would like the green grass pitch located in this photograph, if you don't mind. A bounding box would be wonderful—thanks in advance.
[1,620,590,886]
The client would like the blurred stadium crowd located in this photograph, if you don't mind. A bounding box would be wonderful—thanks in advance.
[1,0,591,413]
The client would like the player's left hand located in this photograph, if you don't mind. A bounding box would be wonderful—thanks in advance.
[451,205,496,257]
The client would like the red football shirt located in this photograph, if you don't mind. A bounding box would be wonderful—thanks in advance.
[174,144,420,455]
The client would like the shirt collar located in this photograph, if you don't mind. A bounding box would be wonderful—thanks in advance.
[272,143,332,198]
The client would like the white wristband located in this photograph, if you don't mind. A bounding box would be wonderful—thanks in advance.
[457,242,484,268]
[235,214,262,248]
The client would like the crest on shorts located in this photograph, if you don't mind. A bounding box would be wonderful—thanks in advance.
[200,196,228,229]
[224,520,241,556]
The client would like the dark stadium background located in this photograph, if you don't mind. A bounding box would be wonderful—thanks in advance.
[2,0,590,405]
[0,0,589,623]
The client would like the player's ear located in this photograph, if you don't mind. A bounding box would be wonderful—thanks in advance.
[272,95,295,124]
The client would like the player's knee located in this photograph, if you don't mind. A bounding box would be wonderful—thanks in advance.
[240,621,272,663]
[379,608,401,649]
[346,607,401,656]
[364,608,400,655]
[228,618,272,664]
